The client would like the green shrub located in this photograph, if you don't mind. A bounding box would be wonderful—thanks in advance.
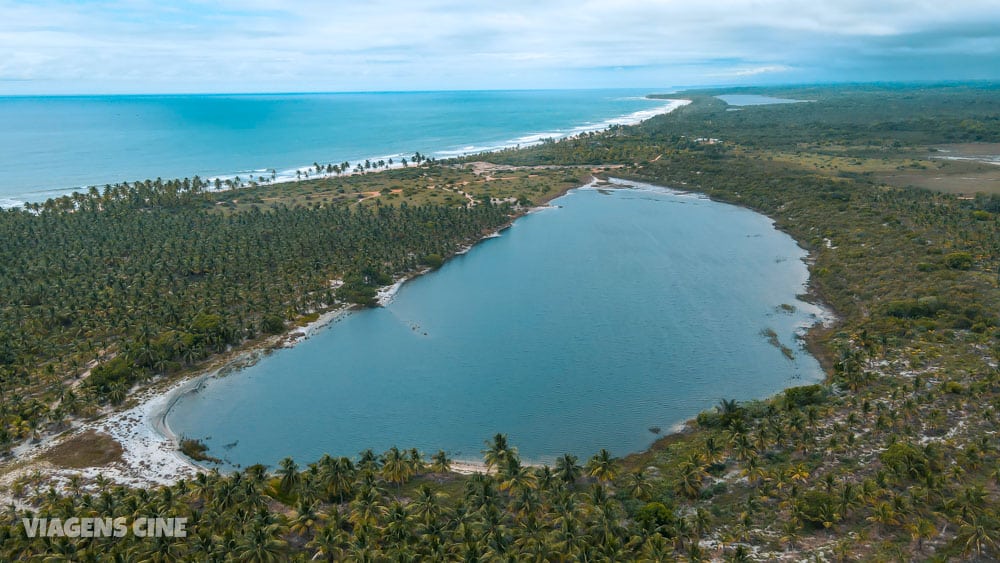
[941,381,966,394]
[783,384,827,408]
[179,438,221,463]
[943,252,974,270]
[696,411,723,429]
[880,442,930,480]
[635,502,675,532]
[261,314,286,335]
[795,490,839,529]
[422,253,444,269]
[885,297,944,319]
[700,482,727,499]
[88,356,137,391]
[190,312,224,336]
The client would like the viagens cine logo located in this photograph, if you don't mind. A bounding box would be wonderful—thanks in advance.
[21,517,188,538]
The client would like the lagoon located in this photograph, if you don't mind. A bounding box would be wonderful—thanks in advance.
[167,179,826,468]
[717,94,809,106]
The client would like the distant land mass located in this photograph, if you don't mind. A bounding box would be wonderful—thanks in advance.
[0,83,998,561]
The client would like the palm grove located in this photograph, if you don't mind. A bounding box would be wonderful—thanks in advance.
[0,182,512,444]
[2,84,1000,560]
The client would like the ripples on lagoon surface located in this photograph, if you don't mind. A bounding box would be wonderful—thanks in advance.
[167,180,826,468]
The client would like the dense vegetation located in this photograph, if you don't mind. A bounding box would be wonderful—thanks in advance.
[0,182,514,444]
[2,84,1000,560]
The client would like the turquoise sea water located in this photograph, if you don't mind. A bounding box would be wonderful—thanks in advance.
[0,90,678,207]
[167,180,826,468]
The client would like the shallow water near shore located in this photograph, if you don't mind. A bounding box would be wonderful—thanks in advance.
[0,90,679,207]
[167,180,826,468]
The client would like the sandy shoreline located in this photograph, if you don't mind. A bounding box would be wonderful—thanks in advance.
[0,300,362,496]
[2,184,569,490]
[0,98,690,210]
[3,169,835,495]
[0,99,700,494]
[44,225,515,487]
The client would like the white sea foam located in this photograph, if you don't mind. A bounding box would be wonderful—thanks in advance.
[2,98,691,207]
[434,99,690,160]
[0,185,102,209]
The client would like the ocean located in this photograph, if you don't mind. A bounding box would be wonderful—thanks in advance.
[0,89,681,207]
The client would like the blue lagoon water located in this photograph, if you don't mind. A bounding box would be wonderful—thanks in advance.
[167,180,826,468]
[717,94,809,106]
[0,90,679,207]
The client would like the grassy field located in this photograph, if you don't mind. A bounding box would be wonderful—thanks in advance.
[205,163,591,213]
[39,430,123,469]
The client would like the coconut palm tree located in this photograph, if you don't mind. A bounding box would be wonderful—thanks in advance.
[499,456,538,493]
[677,454,707,499]
[306,525,346,561]
[276,457,300,496]
[951,510,1000,559]
[483,433,518,470]
[867,502,901,535]
[288,499,324,538]
[586,449,619,483]
[555,453,582,485]
[349,486,387,528]
[430,450,451,474]
[409,484,445,524]
[358,449,381,472]
[908,516,937,553]
[407,448,425,475]
[233,523,288,562]
[622,470,653,501]
[381,446,413,490]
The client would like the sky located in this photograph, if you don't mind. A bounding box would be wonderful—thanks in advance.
[1,0,999,95]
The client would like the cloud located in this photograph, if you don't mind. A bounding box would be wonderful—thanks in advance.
[0,0,998,93]
[709,65,794,78]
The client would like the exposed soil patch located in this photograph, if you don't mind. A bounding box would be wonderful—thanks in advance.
[880,159,1000,195]
[40,430,123,469]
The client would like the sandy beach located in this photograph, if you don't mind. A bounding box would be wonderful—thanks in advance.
[0,298,362,500]
[2,98,690,210]
[206,99,689,197]
[0,254,492,499]
[0,98,695,496]
[0,378,204,508]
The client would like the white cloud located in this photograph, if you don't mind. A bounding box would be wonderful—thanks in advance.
[710,65,794,78]
[0,0,998,93]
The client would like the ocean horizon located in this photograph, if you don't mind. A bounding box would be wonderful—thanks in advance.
[0,89,682,208]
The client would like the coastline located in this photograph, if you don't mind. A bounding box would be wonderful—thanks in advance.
[88,201,548,479]
[1,166,838,491]
[155,175,834,477]
[0,153,587,494]
[600,176,839,332]
[0,97,707,489]
[584,174,841,464]
[612,169,843,358]
[0,98,689,209]
[148,186,578,468]
[7,83,997,560]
